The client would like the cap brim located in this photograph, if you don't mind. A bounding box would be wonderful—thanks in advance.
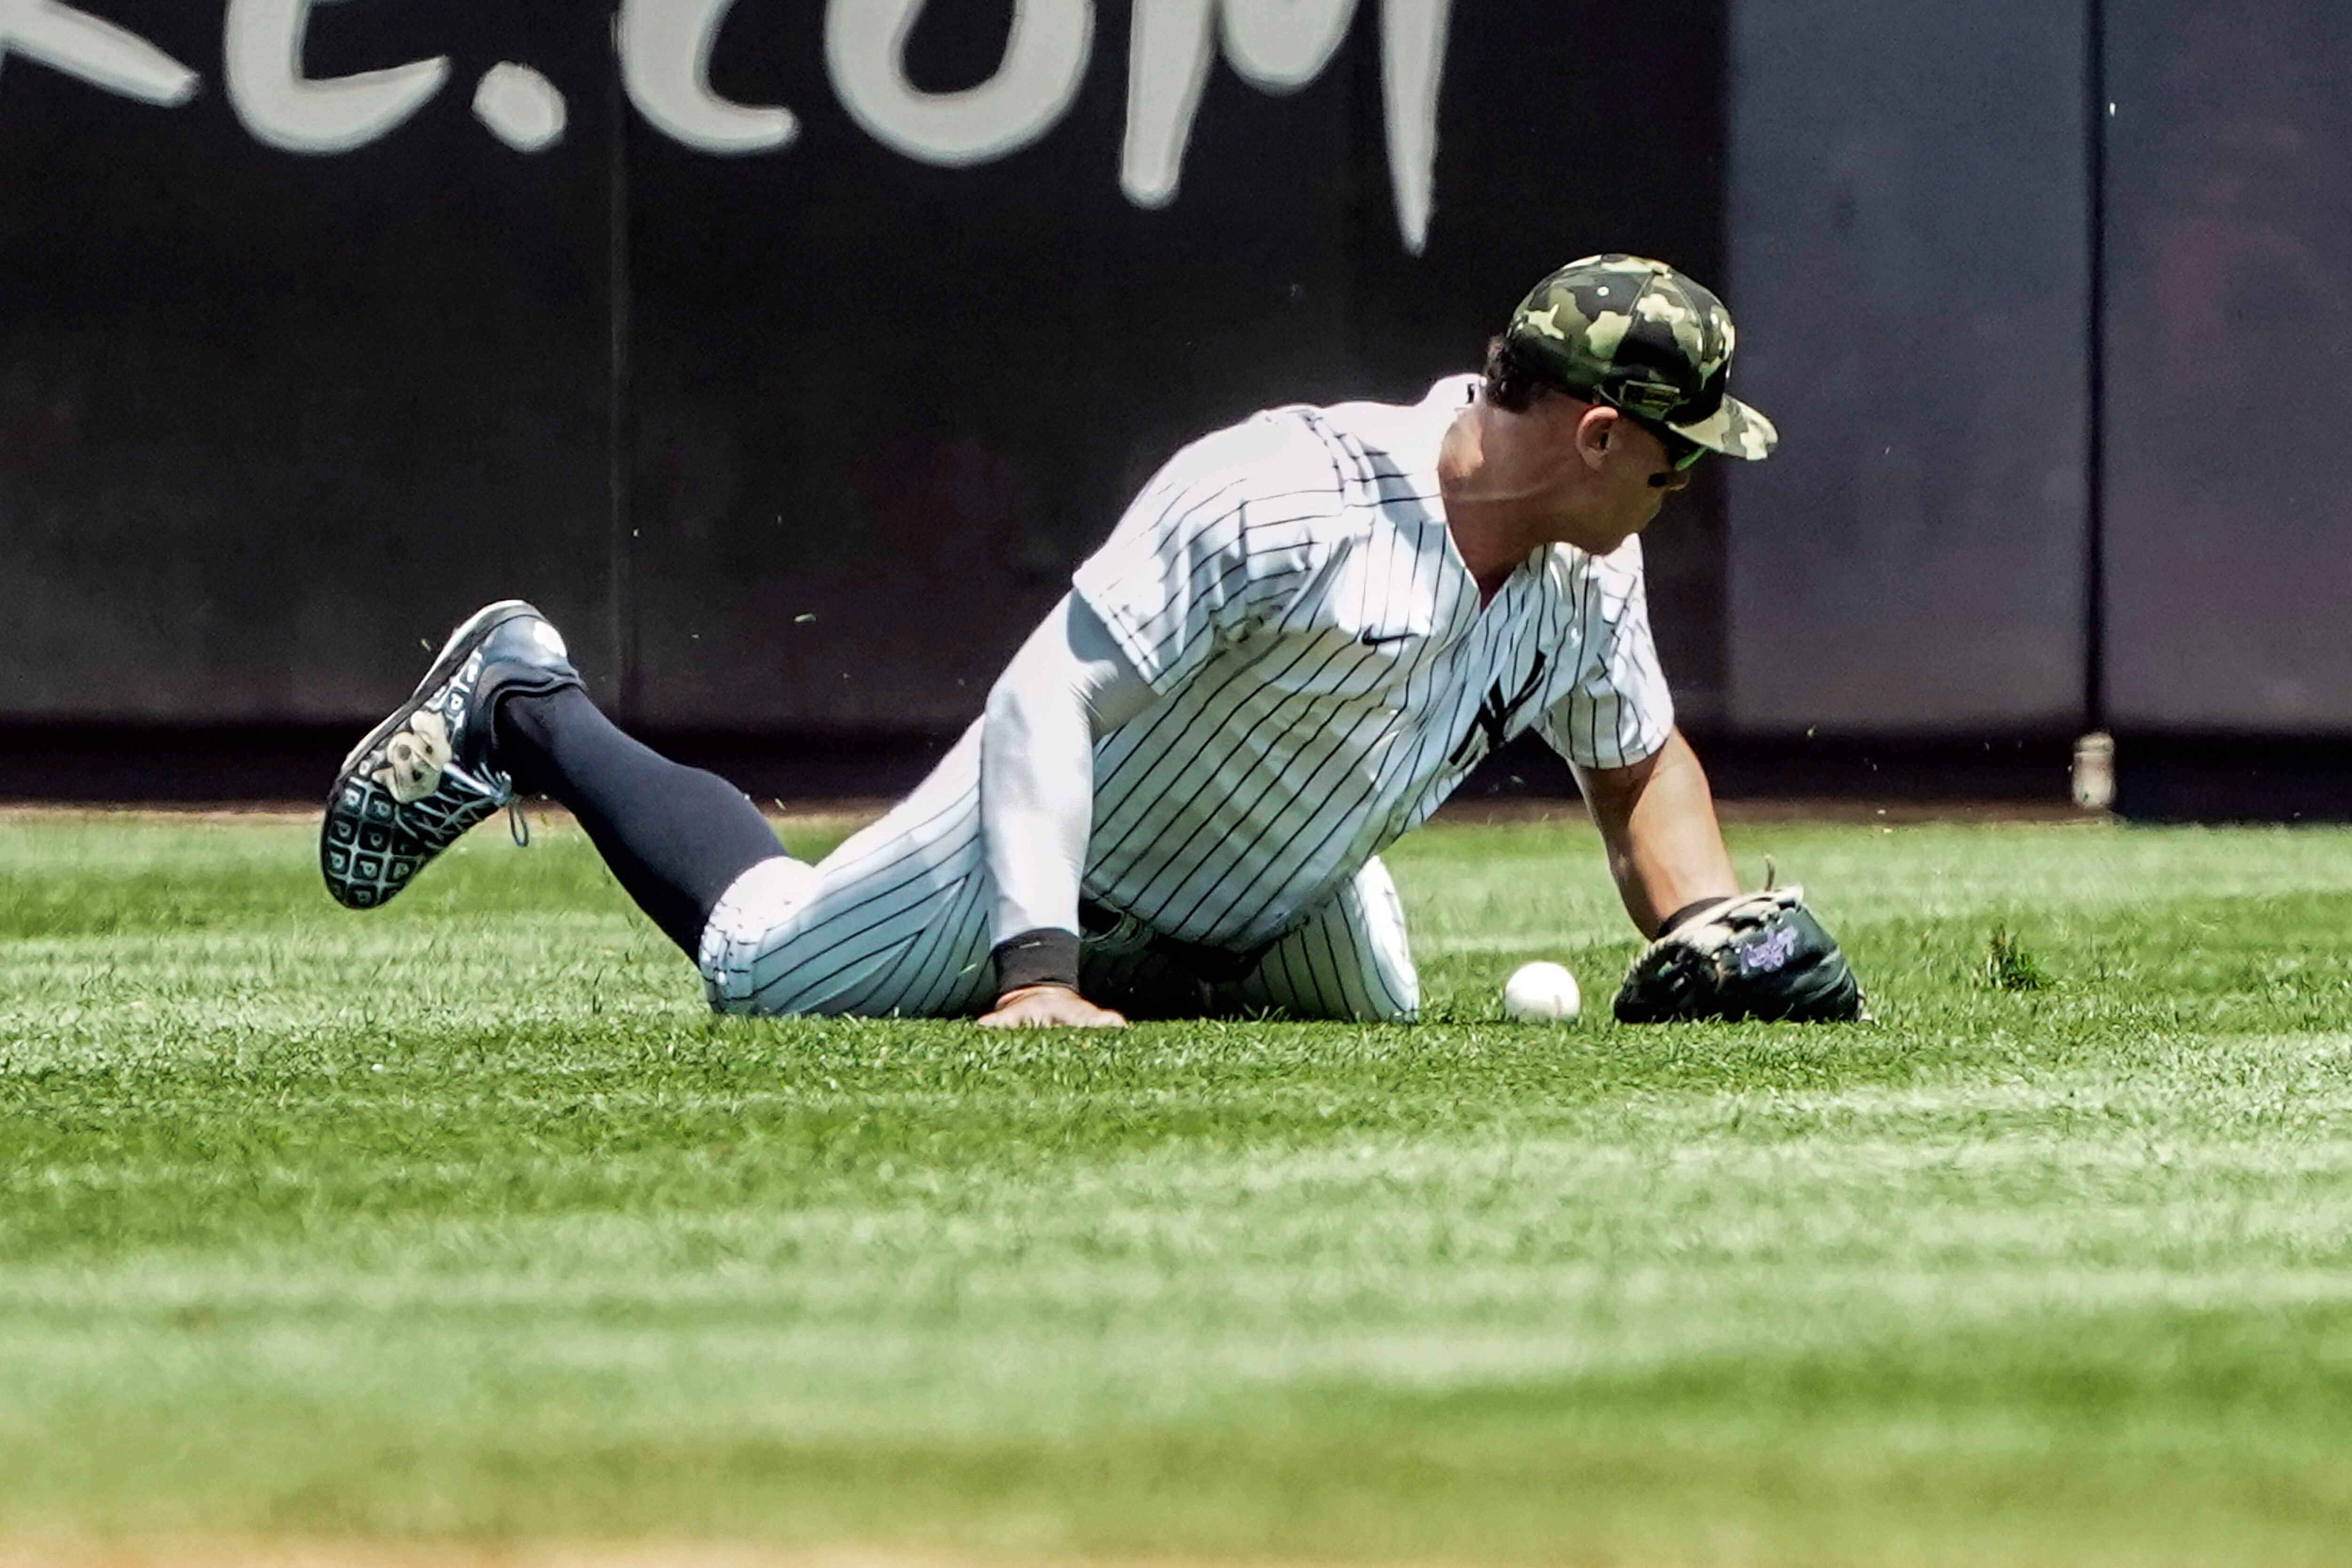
[1669,394,1777,461]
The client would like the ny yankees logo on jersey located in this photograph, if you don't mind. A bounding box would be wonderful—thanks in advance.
[1449,653,1551,771]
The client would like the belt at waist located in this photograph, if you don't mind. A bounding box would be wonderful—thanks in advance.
[1078,898,1271,984]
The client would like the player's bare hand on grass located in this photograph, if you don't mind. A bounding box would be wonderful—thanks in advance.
[978,984,1127,1029]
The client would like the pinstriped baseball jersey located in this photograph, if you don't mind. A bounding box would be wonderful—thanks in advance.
[1072,374,1674,953]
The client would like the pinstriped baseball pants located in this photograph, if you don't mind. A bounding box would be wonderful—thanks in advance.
[695,723,1419,1021]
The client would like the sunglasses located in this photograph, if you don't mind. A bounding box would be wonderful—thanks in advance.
[1585,385,1709,478]
[1609,402,1703,475]
[1627,410,1707,473]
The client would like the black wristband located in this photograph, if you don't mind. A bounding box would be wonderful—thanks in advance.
[992,927,1081,995]
[1661,896,1735,937]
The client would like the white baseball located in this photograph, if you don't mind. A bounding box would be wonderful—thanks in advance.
[1502,961,1581,1021]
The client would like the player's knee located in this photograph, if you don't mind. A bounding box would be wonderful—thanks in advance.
[695,856,819,1012]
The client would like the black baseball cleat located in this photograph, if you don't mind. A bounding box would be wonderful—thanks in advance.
[321,600,581,909]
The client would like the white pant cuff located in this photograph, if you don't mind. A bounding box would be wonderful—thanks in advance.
[696,856,818,1011]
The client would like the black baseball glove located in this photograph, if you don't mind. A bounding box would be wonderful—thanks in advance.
[1613,887,1864,1023]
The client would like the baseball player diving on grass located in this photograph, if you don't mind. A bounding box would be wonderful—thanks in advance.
[321,255,1862,1027]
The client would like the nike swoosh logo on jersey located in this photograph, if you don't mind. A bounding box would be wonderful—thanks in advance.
[1359,630,1414,647]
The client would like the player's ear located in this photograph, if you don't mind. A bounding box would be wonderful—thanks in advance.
[1575,405,1618,472]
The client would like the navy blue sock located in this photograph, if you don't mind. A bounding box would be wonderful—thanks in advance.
[493,686,785,957]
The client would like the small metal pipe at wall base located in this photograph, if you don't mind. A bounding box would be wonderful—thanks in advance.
[2072,731,2115,812]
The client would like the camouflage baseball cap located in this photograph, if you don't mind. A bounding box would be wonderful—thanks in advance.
[1504,254,1777,461]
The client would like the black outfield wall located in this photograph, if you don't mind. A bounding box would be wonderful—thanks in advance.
[0,0,614,722]
[1723,0,2093,738]
[2101,0,2352,737]
[4,0,2347,814]
[0,0,1727,748]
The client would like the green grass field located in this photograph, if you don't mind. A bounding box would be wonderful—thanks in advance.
[4,807,2352,1566]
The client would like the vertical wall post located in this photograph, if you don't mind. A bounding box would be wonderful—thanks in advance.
[2084,0,2107,737]
[608,26,636,721]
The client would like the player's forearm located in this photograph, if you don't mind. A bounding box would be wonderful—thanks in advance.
[1576,728,1738,938]
[979,595,1156,993]
[982,635,1096,982]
